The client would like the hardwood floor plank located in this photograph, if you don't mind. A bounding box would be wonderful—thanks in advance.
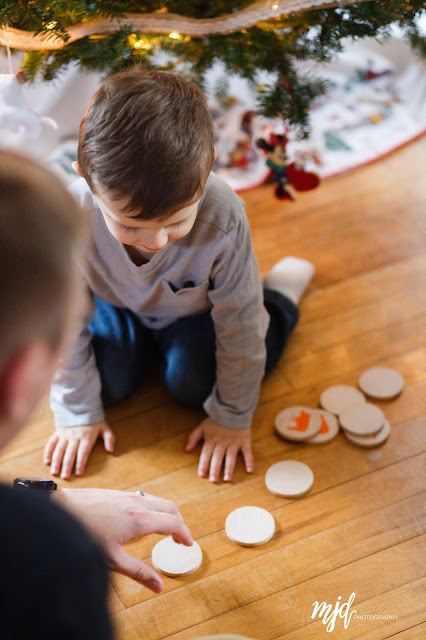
[384,622,426,639]
[284,283,426,359]
[3,136,424,639]
[112,483,425,609]
[296,255,426,321]
[276,579,426,639]
[113,537,425,640]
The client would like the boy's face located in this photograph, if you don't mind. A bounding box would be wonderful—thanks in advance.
[94,189,200,253]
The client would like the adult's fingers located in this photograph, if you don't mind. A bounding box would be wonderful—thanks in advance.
[198,440,214,477]
[208,444,226,482]
[111,548,163,592]
[50,439,68,476]
[185,426,202,452]
[101,426,115,453]
[60,439,80,479]
[75,437,96,476]
[135,494,183,519]
[135,510,193,546]
[242,441,254,473]
[223,446,239,482]
[44,434,59,465]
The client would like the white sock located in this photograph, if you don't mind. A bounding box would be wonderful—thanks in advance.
[264,257,315,305]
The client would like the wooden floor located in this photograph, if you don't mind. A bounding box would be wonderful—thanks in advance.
[1,137,425,639]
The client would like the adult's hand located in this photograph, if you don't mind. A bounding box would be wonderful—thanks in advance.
[53,488,193,593]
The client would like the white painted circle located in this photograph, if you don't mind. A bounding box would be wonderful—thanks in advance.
[225,506,275,546]
[265,460,314,498]
[344,419,391,448]
[152,537,202,577]
[320,385,366,415]
[359,366,404,400]
[306,410,340,444]
[275,406,321,441]
[339,402,385,436]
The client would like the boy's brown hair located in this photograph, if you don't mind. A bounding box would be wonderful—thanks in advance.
[0,151,86,368]
[78,67,215,220]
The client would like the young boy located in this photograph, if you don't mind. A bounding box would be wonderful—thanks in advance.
[45,68,314,482]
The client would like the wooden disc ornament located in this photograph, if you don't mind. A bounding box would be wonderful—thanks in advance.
[320,385,366,415]
[306,410,340,444]
[359,366,404,400]
[152,537,202,577]
[344,419,391,448]
[275,406,321,441]
[265,460,314,498]
[339,402,385,436]
[225,506,275,546]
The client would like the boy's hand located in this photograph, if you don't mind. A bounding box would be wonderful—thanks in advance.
[185,417,253,482]
[44,421,115,479]
[53,488,193,592]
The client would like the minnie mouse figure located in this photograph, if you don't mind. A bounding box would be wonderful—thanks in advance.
[256,133,294,200]
[256,132,321,200]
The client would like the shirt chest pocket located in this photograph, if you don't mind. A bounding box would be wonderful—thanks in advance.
[160,278,212,316]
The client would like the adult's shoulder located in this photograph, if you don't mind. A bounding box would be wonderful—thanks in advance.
[197,171,247,234]
[0,484,112,638]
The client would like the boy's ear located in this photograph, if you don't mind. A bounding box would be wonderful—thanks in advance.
[72,161,84,177]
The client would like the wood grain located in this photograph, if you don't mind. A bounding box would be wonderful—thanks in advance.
[2,137,425,639]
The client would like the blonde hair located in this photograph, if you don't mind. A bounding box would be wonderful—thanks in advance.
[0,151,86,369]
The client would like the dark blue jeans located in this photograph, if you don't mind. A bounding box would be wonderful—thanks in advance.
[89,289,299,408]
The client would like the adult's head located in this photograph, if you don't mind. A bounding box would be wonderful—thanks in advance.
[0,151,86,445]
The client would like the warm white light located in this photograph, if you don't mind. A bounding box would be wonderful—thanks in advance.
[168,32,182,40]
[46,21,57,30]
[272,3,279,11]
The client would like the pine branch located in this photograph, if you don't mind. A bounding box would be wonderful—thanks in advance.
[4,1,425,132]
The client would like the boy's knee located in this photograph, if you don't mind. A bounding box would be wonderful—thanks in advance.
[101,375,137,407]
[164,369,212,408]
[164,349,214,408]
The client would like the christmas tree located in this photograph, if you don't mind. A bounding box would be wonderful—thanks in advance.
[1,1,424,134]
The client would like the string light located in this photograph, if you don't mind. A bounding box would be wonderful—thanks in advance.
[272,3,279,11]
[45,21,57,30]
[134,40,152,50]
[169,32,182,40]
[128,33,153,50]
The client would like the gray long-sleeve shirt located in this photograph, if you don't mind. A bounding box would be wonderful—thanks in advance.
[50,172,270,430]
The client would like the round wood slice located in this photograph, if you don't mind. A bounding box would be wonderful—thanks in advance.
[152,537,202,577]
[306,410,340,444]
[275,406,321,441]
[359,366,404,400]
[344,419,391,448]
[320,385,366,415]
[339,402,385,436]
[225,506,275,546]
[265,460,314,498]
